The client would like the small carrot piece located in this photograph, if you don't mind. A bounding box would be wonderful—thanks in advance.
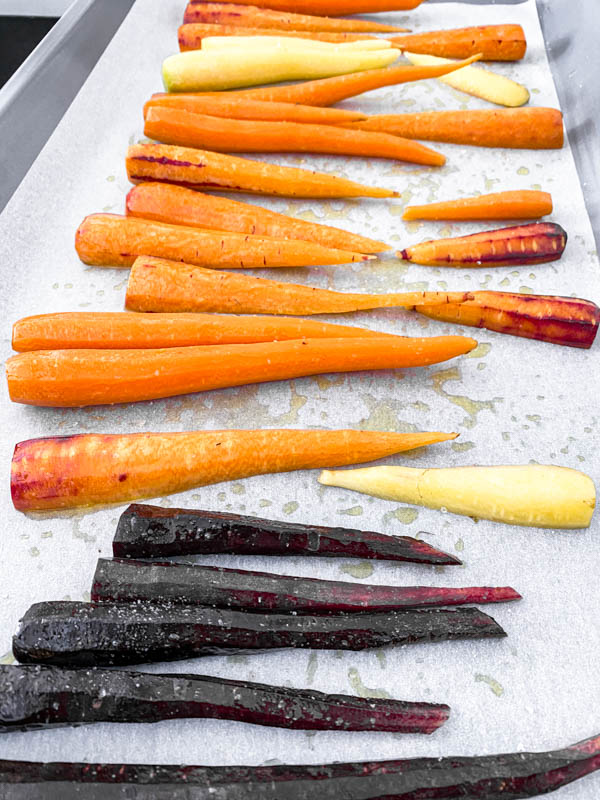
[391,25,526,62]
[182,3,409,32]
[11,428,456,511]
[183,0,423,15]
[7,335,477,407]
[126,143,397,198]
[144,94,368,125]
[179,24,380,49]
[343,108,564,149]
[126,184,389,253]
[403,191,553,221]
[144,107,446,166]
[75,213,372,269]
[400,223,567,268]
[126,256,472,314]
[12,312,395,352]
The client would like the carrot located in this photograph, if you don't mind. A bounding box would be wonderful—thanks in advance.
[75,214,372,269]
[182,3,409,32]
[144,94,368,124]
[7,335,476,407]
[12,312,395,352]
[125,256,472,314]
[144,107,446,166]
[343,108,564,150]
[178,24,380,50]
[391,25,526,62]
[126,183,389,253]
[167,56,481,106]
[126,143,397,198]
[184,0,423,16]
[11,428,456,511]
[403,191,553,221]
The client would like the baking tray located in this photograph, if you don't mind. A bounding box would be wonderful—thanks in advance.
[0,1,599,797]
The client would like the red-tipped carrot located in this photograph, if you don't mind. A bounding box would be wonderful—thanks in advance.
[11,428,456,511]
[126,143,397,198]
[403,190,553,221]
[75,213,372,269]
[12,312,396,352]
[399,223,568,268]
[167,56,480,106]
[144,107,446,166]
[126,183,389,253]
[125,257,600,349]
[183,3,408,32]
[6,335,477,407]
[392,25,526,61]
[179,24,380,49]
[184,0,424,15]
[344,108,564,149]
[144,94,367,125]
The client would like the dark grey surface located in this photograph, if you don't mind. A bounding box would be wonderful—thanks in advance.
[0,0,135,212]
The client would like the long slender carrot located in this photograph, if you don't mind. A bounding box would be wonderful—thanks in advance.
[126,143,397,198]
[75,214,372,269]
[11,428,456,511]
[12,312,396,352]
[179,24,380,49]
[391,25,526,61]
[144,94,368,124]
[182,3,409,32]
[7,335,477,407]
[144,107,446,166]
[343,108,564,149]
[403,191,553,221]
[125,183,389,253]
[184,0,424,15]
[167,56,480,106]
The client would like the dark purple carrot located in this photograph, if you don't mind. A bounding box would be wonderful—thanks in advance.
[113,503,461,565]
[2,732,600,798]
[0,664,448,734]
[12,601,506,667]
[92,558,521,614]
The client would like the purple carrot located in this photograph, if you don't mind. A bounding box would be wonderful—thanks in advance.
[113,503,461,565]
[92,558,521,614]
[0,664,448,735]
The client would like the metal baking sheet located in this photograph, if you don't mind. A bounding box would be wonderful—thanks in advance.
[0,1,599,796]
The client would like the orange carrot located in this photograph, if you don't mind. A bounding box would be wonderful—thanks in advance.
[400,223,568,268]
[178,23,379,49]
[12,312,395,351]
[183,3,408,32]
[183,0,423,15]
[161,56,480,106]
[403,191,553,221]
[125,256,472,314]
[391,25,526,61]
[75,213,372,269]
[11,428,456,511]
[126,183,388,253]
[343,108,564,149]
[7,335,476,407]
[144,107,446,166]
[126,143,397,198]
[144,94,367,124]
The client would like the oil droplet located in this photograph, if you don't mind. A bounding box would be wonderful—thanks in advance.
[338,506,363,517]
[41,531,53,539]
[475,674,504,697]
[259,499,272,508]
[348,668,391,699]
[386,507,419,525]
[451,441,475,453]
[231,484,245,495]
[517,166,530,176]
[106,175,116,182]
[306,652,318,685]
[283,501,299,515]
[455,538,465,552]
[526,414,541,426]
[502,432,510,441]
[0,652,15,665]
[312,375,345,392]
[431,367,502,429]
[499,277,510,287]
[217,492,226,502]
[227,654,249,665]
[376,650,387,670]
[340,561,374,580]
[519,286,534,294]
[466,342,491,359]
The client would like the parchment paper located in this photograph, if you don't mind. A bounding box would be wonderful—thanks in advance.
[0,1,599,795]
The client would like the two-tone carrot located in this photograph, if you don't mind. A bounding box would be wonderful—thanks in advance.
[182,3,408,32]
[179,24,378,49]
[75,214,372,269]
[6,335,477,407]
[183,0,424,15]
[126,144,397,198]
[12,312,396,352]
[403,191,553,221]
[144,107,446,166]
[125,184,389,253]
[342,108,564,150]
[11,428,456,511]
[391,25,526,61]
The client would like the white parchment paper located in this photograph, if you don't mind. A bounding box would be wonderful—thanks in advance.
[0,1,599,795]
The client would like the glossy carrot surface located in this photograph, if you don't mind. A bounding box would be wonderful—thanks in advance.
[403,190,553,221]
[392,24,526,61]
[178,23,380,49]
